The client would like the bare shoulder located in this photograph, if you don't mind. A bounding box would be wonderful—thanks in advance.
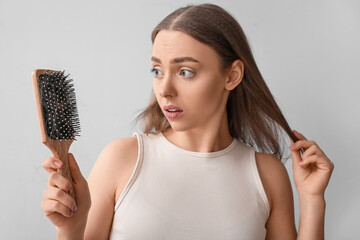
[103,136,139,199]
[255,152,297,239]
[254,152,290,209]
[98,136,138,168]
[89,136,139,199]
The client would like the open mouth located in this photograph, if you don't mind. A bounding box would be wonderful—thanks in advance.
[166,109,183,112]
[164,109,183,119]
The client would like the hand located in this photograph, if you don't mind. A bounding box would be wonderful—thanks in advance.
[41,153,91,236]
[290,130,334,197]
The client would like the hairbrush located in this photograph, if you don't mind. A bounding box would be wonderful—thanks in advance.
[32,69,80,200]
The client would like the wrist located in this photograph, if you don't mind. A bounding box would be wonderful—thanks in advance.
[297,194,326,240]
[298,193,326,203]
[299,194,326,215]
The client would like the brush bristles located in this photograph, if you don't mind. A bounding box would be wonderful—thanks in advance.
[38,70,81,140]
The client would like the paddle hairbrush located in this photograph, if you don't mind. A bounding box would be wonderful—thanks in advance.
[32,69,81,200]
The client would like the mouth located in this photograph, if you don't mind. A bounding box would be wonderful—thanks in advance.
[164,110,183,120]
[163,104,183,112]
[163,104,183,120]
[165,109,183,113]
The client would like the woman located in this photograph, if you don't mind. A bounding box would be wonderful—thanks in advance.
[41,3,334,239]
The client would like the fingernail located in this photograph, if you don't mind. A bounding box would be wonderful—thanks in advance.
[68,188,73,195]
[54,160,62,167]
[72,204,77,212]
[68,210,73,217]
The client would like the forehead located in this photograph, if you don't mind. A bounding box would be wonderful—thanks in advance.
[152,30,219,64]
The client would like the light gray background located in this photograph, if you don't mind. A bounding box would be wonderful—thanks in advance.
[0,0,359,239]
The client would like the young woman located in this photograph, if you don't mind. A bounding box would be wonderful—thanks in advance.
[41,3,334,240]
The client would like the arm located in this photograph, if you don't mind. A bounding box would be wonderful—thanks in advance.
[290,130,334,240]
[297,194,326,239]
[84,136,138,239]
[255,152,297,239]
[256,131,334,240]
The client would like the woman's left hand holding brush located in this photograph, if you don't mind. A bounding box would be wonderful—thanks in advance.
[41,153,91,240]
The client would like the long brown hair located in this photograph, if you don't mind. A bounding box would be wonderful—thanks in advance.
[134,3,298,161]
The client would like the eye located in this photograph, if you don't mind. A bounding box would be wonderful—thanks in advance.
[180,69,195,78]
[150,68,163,77]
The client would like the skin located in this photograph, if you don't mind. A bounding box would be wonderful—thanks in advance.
[41,30,334,240]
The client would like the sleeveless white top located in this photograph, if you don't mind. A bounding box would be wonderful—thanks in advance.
[109,132,270,240]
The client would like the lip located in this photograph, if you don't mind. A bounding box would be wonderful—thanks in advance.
[163,104,183,111]
[163,104,183,120]
[164,110,183,120]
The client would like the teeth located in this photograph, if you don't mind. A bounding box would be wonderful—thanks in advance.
[168,109,178,112]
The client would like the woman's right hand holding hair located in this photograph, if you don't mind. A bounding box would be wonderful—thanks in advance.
[41,153,91,239]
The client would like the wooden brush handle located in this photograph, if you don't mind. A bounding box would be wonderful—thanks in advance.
[55,153,72,185]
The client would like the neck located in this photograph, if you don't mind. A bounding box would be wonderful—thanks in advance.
[162,109,233,153]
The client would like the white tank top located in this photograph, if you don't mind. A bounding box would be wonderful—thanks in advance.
[109,132,270,240]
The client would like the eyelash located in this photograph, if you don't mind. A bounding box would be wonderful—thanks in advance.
[150,68,162,77]
[150,68,195,78]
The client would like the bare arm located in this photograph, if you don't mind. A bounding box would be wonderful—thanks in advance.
[297,194,326,239]
[255,152,297,239]
[259,130,333,240]
[84,136,138,239]
[290,130,333,240]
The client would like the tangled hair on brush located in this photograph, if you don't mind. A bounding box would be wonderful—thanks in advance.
[133,3,298,162]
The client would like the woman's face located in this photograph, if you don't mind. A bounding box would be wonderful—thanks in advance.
[151,30,231,132]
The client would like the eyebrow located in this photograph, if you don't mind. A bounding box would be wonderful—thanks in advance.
[151,56,200,64]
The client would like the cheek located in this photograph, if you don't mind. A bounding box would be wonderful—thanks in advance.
[152,84,161,110]
[183,75,223,111]
[153,81,157,95]
[153,81,161,99]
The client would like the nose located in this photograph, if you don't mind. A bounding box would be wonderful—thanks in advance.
[157,73,177,98]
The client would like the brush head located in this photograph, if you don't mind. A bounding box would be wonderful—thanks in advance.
[36,70,81,141]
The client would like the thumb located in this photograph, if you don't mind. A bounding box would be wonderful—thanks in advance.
[68,153,85,184]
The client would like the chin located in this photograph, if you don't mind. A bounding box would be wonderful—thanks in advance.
[167,121,196,132]
[168,124,187,132]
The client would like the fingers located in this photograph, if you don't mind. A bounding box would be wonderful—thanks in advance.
[43,187,77,213]
[291,139,324,158]
[42,157,63,173]
[291,139,317,152]
[302,145,318,159]
[290,130,334,171]
[293,130,307,141]
[291,139,313,150]
[41,154,83,220]
[299,153,334,173]
[290,145,302,166]
[48,171,73,195]
[41,198,76,218]
[290,130,313,165]
[42,172,78,218]
[298,154,318,168]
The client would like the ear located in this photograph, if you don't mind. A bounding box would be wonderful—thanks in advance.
[224,60,244,91]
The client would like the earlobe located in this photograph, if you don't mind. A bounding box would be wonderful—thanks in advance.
[225,60,244,91]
